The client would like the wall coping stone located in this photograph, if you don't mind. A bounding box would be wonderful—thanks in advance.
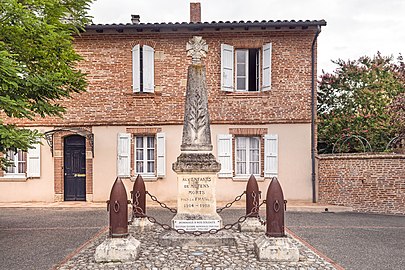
[317,152,405,160]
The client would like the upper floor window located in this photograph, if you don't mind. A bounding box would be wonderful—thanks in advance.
[236,49,260,91]
[221,43,272,92]
[132,44,155,93]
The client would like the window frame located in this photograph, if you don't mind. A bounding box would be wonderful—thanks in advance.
[134,135,156,176]
[235,136,261,177]
[235,49,249,91]
[221,43,271,93]
[4,149,27,178]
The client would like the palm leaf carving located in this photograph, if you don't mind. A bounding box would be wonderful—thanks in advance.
[188,90,207,143]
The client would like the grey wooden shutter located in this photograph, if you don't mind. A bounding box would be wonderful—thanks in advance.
[27,143,41,177]
[217,134,233,177]
[264,134,278,177]
[142,45,155,93]
[132,44,140,92]
[262,43,272,91]
[221,44,234,92]
[117,133,131,177]
[156,132,165,177]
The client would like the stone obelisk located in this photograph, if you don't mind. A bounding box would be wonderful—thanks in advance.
[171,36,222,232]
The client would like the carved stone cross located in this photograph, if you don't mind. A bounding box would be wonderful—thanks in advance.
[186,36,208,65]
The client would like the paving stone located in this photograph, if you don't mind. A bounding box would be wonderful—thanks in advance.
[56,225,337,270]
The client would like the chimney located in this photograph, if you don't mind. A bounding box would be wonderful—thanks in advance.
[131,14,140,24]
[190,2,201,23]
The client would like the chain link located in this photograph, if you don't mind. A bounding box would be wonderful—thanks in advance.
[146,191,178,213]
[216,191,246,213]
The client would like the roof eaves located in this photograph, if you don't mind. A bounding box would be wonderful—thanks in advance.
[85,20,327,31]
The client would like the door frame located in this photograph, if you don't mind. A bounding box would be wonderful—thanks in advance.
[64,135,86,201]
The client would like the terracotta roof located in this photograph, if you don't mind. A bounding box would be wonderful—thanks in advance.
[85,20,326,31]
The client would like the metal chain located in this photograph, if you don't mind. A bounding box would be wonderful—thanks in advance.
[131,191,146,222]
[132,196,263,236]
[216,191,246,213]
[146,191,178,213]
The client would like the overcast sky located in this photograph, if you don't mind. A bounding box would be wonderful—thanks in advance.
[89,0,405,75]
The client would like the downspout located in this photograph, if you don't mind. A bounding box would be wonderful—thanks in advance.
[311,26,321,203]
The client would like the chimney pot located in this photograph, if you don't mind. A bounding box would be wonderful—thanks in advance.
[131,14,140,24]
[190,2,201,23]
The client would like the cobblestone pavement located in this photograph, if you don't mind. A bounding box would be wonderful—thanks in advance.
[57,223,337,270]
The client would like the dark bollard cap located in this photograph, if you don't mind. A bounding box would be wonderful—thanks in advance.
[265,177,285,237]
[108,177,129,238]
[246,174,260,217]
[132,174,146,218]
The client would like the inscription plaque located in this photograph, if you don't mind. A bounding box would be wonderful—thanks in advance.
[173,220,220,231]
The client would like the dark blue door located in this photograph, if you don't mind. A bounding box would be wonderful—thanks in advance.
[64,135,86,201]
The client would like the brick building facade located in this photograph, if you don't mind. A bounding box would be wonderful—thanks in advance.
[0,4,326,203]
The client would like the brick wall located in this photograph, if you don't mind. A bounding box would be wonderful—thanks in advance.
[318,153,405,215]
[6,29,316,127]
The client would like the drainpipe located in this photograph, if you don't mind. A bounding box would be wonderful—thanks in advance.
[311,26,321,203]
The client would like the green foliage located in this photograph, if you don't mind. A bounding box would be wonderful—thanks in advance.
[0,0,92,167]
[318,53,405,153]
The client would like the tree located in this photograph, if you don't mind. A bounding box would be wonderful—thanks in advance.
[0,0,92,168]
[317,53,405,153]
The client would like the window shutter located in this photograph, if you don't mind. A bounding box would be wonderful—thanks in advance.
[262,43,272,91]
[132,44,140,92]
[156,132,166,177]
[27,143,40,177]
[143,45,155,93]
[221,44,234,92]
[117,133,131,177]
[217,134,233,177]
[264,134,278,177]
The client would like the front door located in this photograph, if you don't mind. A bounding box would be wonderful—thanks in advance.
[64,135,86,201]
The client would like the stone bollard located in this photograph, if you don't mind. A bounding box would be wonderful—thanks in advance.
[238,175,265,232]
[95,178,141,263]
[131,174,153,228]
[254,177,299,262]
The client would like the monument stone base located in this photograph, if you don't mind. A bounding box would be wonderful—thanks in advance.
[94,235,140,263]
[238,217,265,232]
[254,235,299,262]
[159,230,236,247]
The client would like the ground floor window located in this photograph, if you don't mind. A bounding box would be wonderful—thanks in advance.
[117,131,165,178]
[5,149,27,176]
[135,136,155,175]
[236,136,260,175]
[217,132,278,179]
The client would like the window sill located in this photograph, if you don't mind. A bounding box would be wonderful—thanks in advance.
[0,177,28,182]
[130,175,160,182]
[232,176,266,182]
[218,175,267,182]
[221,91,271,98]
[125,92,156,98]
